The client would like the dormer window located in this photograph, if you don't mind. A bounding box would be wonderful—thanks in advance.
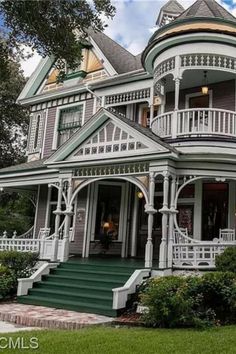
[57,104,84,147]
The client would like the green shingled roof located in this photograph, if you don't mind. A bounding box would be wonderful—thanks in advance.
[0,159,47,175]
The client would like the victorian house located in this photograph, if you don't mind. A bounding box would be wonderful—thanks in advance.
[0,0,236,316]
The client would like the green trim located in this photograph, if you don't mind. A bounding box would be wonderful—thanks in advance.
[64,70,87,81]
[0,166,48,176]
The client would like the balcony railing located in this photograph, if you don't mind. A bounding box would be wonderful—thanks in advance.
[151,108,236,139]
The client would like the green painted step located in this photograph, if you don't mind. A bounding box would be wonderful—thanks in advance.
[28,288,113,306]
[42,274,125,288]
[50,269,130,281]
[18,295,116,317]
[34,282,113,296]
[59,262,139,273]
[18,260,139,317]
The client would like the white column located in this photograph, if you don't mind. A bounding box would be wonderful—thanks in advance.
[159,172,170,269]
[51,180,63,262]
[145,172,156,268]
[130,187,139,257]
[61,179,73,262]
[167,176,177,268]
[172,77,181,138]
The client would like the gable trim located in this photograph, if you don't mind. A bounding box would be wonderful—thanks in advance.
[89,36,117,76]
[45,108,173,165]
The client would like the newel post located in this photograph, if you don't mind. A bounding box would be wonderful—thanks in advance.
[159,172,170,269]
[51,180,63,262]
[144,172,157,268]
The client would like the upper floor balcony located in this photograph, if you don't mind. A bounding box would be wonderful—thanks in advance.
[152,108,236,140]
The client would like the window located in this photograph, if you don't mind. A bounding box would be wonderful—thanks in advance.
[139,104,158,128]
[33,115,41,150]
[57,105,84,146]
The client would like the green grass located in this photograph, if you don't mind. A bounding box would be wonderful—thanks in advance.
[1,325,236,354]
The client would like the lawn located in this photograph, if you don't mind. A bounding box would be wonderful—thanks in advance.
[1,325,236,354]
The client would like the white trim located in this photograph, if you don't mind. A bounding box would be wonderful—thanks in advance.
[90,181,127,243]
[185,90,213,109]
[89,36,117,76]
[42,109,49,158]
[82,185,91,257]
[44,186,52,228]
[52,101,86,150]
[33,185,41,238]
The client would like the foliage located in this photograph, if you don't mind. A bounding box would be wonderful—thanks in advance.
[215,247,236,273]
[0,36,29,168]
[0,0,115,78]
[0,265,14,299]
[0,251,38,286]
[2,326,236,354]
[140,272,236,328]
[0,191,35,235]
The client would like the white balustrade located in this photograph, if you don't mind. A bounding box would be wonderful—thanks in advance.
[0,238,40,253]
[151,112,173,137]
[152,108,236,139]
[173,242,236,269]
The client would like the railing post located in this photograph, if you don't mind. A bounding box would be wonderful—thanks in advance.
[172,77,181,138]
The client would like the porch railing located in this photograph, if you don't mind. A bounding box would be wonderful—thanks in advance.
[173,242,236,269]
[0,238,40,253]
[152,108,236,139]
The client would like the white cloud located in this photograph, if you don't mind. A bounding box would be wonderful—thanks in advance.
[20,48,41,78]
[20,0,236,76]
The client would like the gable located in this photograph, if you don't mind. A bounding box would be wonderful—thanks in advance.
[45,108,174,166]
[67,120,154,161]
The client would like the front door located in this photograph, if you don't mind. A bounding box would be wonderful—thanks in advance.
[90,181,128,256]
[202,183,228,240]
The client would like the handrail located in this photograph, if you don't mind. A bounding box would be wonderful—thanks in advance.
[14,226,34,239]
[152,108,236,139]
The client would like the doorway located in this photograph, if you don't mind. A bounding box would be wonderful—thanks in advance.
[202,183,228,240]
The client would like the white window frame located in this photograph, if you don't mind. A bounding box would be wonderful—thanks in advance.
[52,101,86,150]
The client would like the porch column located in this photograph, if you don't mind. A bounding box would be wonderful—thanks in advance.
[159,172,170,269]
[61,179,73,262]
[130,187,139,257]
[145,172,157,268]
[51,180,63,262]
[167,175,177,268]
[172,76,181,139]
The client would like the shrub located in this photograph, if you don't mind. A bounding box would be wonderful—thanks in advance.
[0,251,38,286]
[140,272,236,328]
[0,265,14,299]
[215,247,236,273]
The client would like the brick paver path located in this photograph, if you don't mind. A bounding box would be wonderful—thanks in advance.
[0,303,113,330]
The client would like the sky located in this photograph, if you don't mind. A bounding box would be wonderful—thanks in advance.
[20,0,236,77]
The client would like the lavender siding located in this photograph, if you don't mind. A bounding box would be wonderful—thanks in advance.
[165,80,235,112]
[43,107,57,158]
[35,185,48,236]
[69,187,88,255]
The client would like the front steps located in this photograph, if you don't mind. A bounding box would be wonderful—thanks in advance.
[18,260,140,317]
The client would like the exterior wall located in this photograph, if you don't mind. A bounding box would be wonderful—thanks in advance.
[35,185,48,236]
[69,187,88,255]
[84,98,95,123]
[165,79,235,112]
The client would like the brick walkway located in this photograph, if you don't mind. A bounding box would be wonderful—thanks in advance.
[0,303,113,330]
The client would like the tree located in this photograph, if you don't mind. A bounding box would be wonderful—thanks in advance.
[0,39,29,168]
[0,0,115,77]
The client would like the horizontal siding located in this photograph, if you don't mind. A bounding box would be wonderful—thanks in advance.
[165,79,235,112]
[69,187,88,255]
[35,185,48,236]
